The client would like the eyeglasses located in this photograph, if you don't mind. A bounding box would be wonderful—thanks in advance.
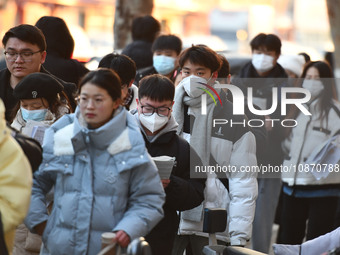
[77,97,108,108]
[140,104,171,117]
[4,50,42,62]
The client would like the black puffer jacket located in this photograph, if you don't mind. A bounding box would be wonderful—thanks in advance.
[132,112,205,255]
[233,61,288,166]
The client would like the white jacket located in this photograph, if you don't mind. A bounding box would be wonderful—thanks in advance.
[282,99,340,186]
[177,98,258,246]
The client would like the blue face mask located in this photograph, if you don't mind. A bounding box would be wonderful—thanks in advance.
[153,55,176,75]
[21,107,48,122]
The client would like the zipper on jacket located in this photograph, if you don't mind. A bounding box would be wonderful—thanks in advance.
[293,115,312,186]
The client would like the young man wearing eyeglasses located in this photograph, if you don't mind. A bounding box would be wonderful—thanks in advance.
[0,24,77,121]
[131,74,205,255]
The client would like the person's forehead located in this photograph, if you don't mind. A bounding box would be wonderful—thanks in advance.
[306,66,319,76]
[182,61,209,71]
[80,82,110,96]
[253,46,275,53]
[140,97,172,106]
[154,49,177,54]
[5,37,40,51]
[21,98,43,104]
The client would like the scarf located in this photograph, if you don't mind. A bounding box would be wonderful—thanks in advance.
[173,83,216,166]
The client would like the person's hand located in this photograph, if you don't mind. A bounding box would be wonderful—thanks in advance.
[34,221,47,236]
[115,230,130,248]
[161,179,170,188]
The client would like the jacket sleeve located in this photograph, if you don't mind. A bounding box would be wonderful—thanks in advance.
[0,129,32,234]
[211,129,258,246]
[24,128,57,232]
[227,131,258,246]
[113,156,166,240]
[24,166,56,232]
[165,145,205,211]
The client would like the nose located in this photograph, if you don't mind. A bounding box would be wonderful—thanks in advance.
[14,53,24,63]
[86,98,95,108]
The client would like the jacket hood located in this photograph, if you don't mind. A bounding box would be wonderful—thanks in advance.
[131,109,178,143]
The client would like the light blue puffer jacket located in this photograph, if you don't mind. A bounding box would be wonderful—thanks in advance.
[25,107,165,255]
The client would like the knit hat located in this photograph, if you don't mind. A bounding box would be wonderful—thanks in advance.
[278,55,305,77]
[14,73,63,99]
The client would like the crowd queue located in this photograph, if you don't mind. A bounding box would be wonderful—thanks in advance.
[0,14,340,255]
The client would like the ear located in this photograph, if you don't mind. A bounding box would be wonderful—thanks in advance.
[114,98,122,108]
[212,71,218,79]
[41,51,47,64]
[227,74,231,84]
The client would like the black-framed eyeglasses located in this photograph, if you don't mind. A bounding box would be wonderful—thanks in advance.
[4,50,42,62]
[140,104,171,117]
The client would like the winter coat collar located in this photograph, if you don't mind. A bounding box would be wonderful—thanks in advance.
[131,109,178,144]
[53,106,136,156]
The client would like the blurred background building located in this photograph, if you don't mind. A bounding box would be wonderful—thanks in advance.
[0,0,333,63]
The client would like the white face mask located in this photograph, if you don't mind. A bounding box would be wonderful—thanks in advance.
[180,75,211,98]
[302,79,324,100]
[252,53,274,73]
[139,113,169,133]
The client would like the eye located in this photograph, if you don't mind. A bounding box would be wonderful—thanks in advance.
[22,52,33,57]
[95,98,103,103]
[7,52,16,57]
[158,108,168,114]
[197,72,205,76]
[144,106,154,112]
[32,105,43,110]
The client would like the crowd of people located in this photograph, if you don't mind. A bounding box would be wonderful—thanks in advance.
[0,14,340,255]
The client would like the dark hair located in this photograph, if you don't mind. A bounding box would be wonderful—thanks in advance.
[2,24,46,51]
[179,45,222,73]
[299,52,311,63]
[138,74,175,102]
[35,16,74,59]
[152,34,182,55]
[132,15,161,42]
[98,53,136,86]
[284,61,337,137]
[301,61,337,119]
[217,54,230,78]
[79,68,121,101]
[250,33,281,55]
